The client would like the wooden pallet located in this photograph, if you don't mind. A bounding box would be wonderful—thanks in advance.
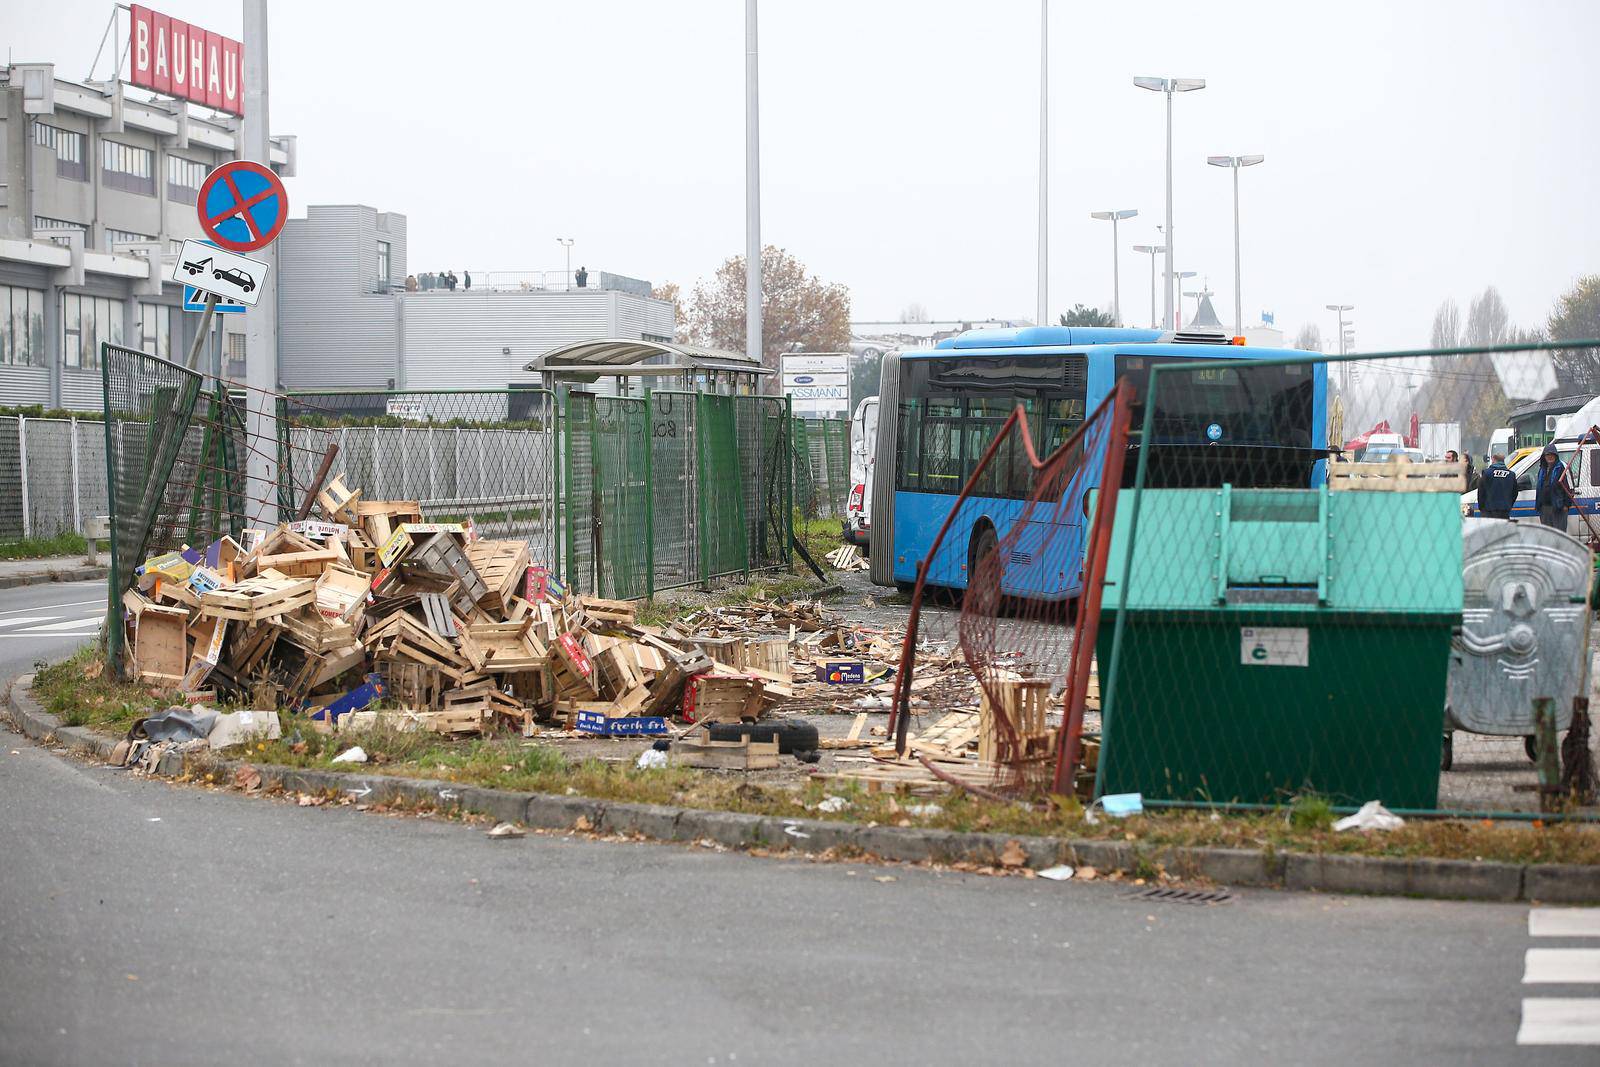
[1328,460,1466,492]
[672,734,780,771]
[979,679,1052,764]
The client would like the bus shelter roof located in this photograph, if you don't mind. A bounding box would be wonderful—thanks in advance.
[524,338,772,378]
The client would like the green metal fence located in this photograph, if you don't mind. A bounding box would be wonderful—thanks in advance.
[793,415,849,519]
[565,392,651,600]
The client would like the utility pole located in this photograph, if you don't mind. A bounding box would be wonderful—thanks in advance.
[1134,76,1205,329]
[1133,244,1165,329]
[1036,0,1049,328]
[745,0,763,383]
[242,0,278,526]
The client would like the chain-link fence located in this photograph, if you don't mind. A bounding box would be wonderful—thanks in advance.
[566,392,650,600]
[792,416,849,519]
[0,415,111,540]
[277,389,563,571]
[1097,342,1600,820]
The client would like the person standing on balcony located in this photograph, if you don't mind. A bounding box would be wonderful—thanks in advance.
[464,270,472,291]
[575,266,589,288]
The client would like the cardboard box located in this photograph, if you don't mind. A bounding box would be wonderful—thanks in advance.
[817,660,866,684]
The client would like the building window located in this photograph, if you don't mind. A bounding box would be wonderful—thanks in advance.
[101,139,155,195]
[34,215,88,238]
[166,155,207,205]
[140,302,178,361]
[60,293,125,370]
[34,122,87,181]
[0,285,47,367]
[226,333,246,379]
[376,240,391,289]
[106,228,156,252]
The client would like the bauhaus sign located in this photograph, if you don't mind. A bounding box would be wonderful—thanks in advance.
[128,5,244,116]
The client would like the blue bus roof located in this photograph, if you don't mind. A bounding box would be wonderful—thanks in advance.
[905,324,1313,360]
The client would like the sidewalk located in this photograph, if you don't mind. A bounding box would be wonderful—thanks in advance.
[0,554,107,589]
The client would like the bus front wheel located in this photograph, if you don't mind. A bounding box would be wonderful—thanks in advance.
[969,525,999,585]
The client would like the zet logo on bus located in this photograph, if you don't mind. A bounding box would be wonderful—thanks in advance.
[1206,422,1224,441]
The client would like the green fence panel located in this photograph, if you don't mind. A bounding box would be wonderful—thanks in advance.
[100,342,207,676]
[696,393,749,580]
[648,391,700,593]
[739,396,792,570]
[791,416,816,519]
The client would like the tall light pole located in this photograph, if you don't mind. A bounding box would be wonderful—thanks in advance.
[1206,154,1264,335]
[745,0,763,376]
[556,237,574,289]
[1327,303,1354,397]
[242,0,277,525]
[1173,271,1197,328]
[1036,0,1049,328]
[1133,243,1165,329]
[1134,75,1205,330]
[1089,209,1138,325]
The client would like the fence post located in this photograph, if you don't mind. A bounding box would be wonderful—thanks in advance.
[17,414,29,538]
[373,427,384,497]
[644,391,655,600]
[427,426,437,504]
[69,416,82,535]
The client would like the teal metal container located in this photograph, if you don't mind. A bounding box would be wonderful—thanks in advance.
[1095,485,1461,808]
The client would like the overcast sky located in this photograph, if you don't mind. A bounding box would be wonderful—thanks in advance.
[13,0,1600,350]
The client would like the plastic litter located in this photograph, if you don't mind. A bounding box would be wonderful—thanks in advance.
[1332,800,1405,832]
[1038,865,1076,881]
[1084,792,1143,824]
[330,745,368,764]
[486,822,526,838]
[815,795,850,813]
[906,803,943,817]
[635,749,668,770]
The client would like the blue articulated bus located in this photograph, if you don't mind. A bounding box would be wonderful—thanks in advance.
[870,325,1327,602]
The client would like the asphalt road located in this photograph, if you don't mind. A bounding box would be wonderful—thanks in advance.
[0,578,107,681]
[0,722,1592,1065]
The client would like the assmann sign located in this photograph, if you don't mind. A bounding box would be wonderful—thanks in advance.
[128,4,245,116]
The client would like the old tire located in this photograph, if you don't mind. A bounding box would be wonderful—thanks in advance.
[707,720,820,755]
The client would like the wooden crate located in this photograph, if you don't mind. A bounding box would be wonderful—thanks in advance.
[671,734,780,771]
[199,573,316,622]
[466,539,530,615]
[1328,459,1467,492]
[132,604,189,684]
[682,674,762,724]
[978,679,1052,764]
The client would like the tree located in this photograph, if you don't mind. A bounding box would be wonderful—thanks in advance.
[685,247,851,387]
[1465,287,1510,347]
[850,349,883,404]
[1549,275,1600,390]
[899,302,930,324]
[1430,298,1461,349]
[1293,324,1322,352]
[1058,304,1117,327]
[649,281,691,344]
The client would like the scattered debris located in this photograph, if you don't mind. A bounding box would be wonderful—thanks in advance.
[1332,800,1405,832]
[486,822,526,839]
[330,745,368,764]
[824,544,869,571]
[1037,865,1075,881]
[814,795,850,813]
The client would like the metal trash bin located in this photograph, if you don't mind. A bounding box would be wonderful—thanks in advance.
[1096,484,1462,808]
[1444,518,1593,767]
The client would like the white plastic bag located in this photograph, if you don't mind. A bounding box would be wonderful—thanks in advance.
[1332,800,1404,832]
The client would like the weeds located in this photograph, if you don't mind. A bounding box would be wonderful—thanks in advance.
[0,532,90,561]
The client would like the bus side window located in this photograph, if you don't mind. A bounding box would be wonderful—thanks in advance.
[897,398,921,490]
[923,394,963,494]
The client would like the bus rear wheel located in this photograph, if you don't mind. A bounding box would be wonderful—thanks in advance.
[968,525,999,595]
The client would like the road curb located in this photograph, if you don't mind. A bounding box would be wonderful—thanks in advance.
[0,565,107,589]
[5,674,1594,903]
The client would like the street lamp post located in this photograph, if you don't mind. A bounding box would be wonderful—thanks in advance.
[1132,243,1165,329]
[1173,271,1197,329]
[556,237,574,290]
[1206,154,1265,335]
[1037,0,1049,329]
[1134,75,1206,330]
[1089,209,1138,325]
[1327,303,1354,395]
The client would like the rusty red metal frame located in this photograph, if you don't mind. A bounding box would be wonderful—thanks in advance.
[888,382,1134,796]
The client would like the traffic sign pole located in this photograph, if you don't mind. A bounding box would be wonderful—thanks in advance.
[183,292,218,370]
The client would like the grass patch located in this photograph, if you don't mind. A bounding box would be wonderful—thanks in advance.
[794,515,845,564]
[31,651,1600,868]
[0,532,89,561]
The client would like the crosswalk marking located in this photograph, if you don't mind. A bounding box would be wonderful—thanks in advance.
[0,616,60,629]
[10,616,103,633]
[1521,907,1600,1046]
[1524,949,1600,984]
[1517,999,1600,1045]
[0,597,104,617]
[1530,908,1600,938]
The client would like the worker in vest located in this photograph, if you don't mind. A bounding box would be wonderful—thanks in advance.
[1476,450,1517,519]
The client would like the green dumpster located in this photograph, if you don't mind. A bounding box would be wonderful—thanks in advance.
[1095,484,1461,809]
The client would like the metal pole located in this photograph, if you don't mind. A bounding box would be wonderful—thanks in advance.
[1110,215,1121,326]
[1149,251,1156,329]
[1232,163,1242,336]
[17,415,29,538]
[744,0,763,380]
[1036,0,1049,328]
[1163,87,1174,330]
[242,0,279,527]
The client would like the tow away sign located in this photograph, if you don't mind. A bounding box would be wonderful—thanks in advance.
[177,239,269,307]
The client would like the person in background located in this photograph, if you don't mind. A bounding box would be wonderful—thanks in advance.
[405,274,418,293]
[1444,449,1459,465]
[1476,450,1517,519]
[1535,443,1573,528]
[1464,450,1479,490]
[464,270,472,291]
[575,265,589,288]
[424,271,436,291]
[444,270,456,291]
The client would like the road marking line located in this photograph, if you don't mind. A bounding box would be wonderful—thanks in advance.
[0,617,60,629]
[12,616,103,633]
[1517,998,1600,1044]
[1530,908,1600,938]
[1525,949,1600,984]
[0,598,104,617]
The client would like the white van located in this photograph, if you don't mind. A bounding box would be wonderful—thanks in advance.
[844,396,879,550]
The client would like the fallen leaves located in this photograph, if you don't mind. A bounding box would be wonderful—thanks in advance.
[999,839,1028,869]
[573,814,593,832]
[233,764,262,794]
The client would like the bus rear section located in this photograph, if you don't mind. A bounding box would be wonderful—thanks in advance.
[886,331,1325,602]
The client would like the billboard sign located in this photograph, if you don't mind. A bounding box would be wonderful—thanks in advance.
[128,5,244,116]
[781,353,850,418]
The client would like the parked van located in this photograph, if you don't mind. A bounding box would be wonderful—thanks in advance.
[1463,436,1600,535]
[1487,427,1518,464]
[844,396,879,550]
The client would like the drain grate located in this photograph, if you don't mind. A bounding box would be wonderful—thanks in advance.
[1124,886,1234,906]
